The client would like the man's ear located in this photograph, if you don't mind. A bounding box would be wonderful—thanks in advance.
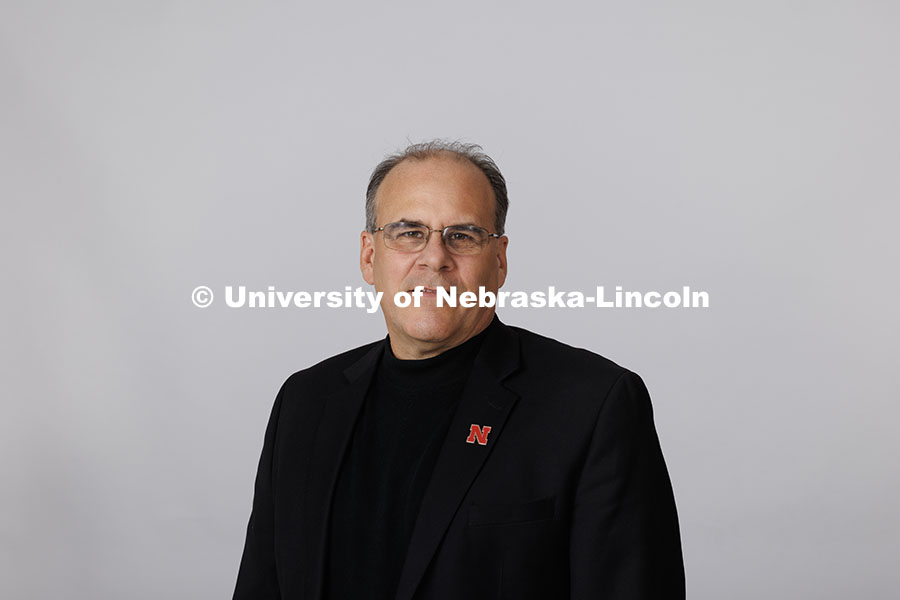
[360,231,376,285]
[496,235,509,288]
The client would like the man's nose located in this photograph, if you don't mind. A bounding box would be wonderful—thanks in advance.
[416,230,454,271]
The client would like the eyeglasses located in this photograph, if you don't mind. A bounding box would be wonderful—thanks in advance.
[373,221,501,255]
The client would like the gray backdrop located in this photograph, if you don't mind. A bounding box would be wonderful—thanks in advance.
[2,1,898,598]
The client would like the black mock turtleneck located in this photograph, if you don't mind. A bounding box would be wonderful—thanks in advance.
[325,324,491,600]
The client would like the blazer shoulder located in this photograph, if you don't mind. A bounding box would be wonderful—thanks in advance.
[503,325,652,420]
[508,324,633,387]
[279,339,382,396]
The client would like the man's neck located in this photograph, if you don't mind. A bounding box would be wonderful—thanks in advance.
[388,314,495,360]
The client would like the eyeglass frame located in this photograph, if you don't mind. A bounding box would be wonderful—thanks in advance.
[372,221,502,255]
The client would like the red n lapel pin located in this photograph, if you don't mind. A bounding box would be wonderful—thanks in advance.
[466,424,492,445]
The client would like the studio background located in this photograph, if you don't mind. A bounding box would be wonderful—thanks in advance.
[2,1,898,598]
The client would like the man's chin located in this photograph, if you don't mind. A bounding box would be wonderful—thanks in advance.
[400,313,460,345]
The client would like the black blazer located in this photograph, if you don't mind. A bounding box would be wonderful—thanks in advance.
[234,317,685,599]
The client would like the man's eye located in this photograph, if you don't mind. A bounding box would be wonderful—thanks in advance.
[448,232,475,242]
[397,229,425,239]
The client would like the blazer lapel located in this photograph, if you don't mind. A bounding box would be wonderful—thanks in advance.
[301,340,383,600]
[393,318,521,600]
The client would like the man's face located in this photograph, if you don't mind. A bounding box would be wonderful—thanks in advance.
[360,155,508,359]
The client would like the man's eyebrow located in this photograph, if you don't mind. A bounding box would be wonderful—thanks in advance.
[394,219,482,228]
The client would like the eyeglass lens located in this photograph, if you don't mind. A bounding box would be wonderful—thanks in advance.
[382,223,488,255]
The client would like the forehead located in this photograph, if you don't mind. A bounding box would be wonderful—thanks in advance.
[375,155,495,226]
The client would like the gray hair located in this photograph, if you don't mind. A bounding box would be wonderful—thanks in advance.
[365,140,509,235]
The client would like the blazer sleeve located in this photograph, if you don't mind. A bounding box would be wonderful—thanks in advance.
[233,383,285,600]
[569,370,685,599]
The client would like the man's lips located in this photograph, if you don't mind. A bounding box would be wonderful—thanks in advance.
[406,285,453,294]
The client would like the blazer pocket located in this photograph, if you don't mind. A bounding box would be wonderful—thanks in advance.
[467,495,556,527]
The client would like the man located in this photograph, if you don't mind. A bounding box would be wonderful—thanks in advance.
[234,141,685,599]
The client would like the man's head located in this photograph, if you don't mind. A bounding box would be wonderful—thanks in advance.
[360,141,509,359]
